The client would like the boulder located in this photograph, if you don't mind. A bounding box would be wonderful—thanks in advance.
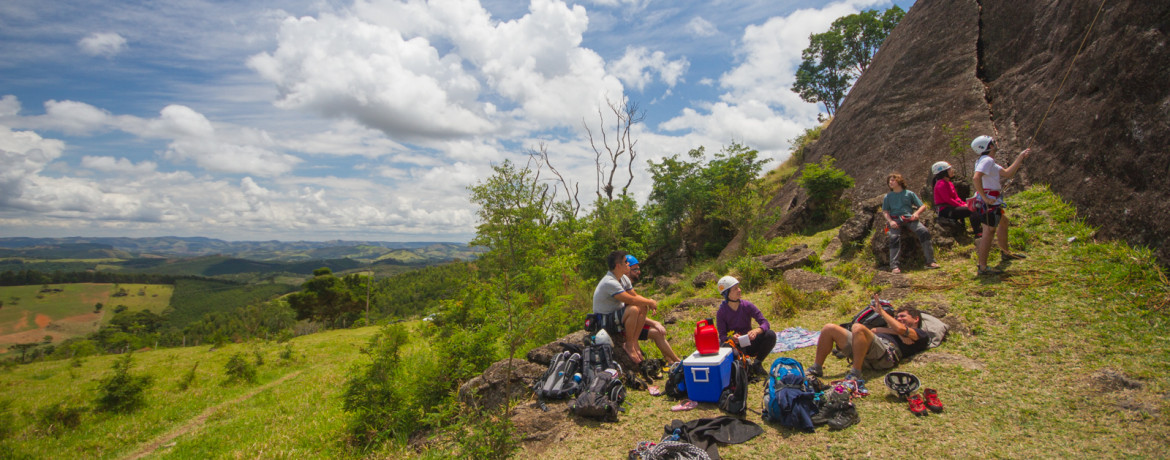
[754,244,817,272]
[458,358,546,412]
[525,330,591,366]
[783,269,842,293]
[692,271,717,288]
[838,195,885,244]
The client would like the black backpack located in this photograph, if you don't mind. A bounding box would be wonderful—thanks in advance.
[570,342,626,421]
[664,361,687,399]
[718,357,749,415]
[841,298,894,329]
[533,350,582,400]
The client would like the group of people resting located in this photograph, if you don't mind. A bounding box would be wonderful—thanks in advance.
[882,134,1033,275]
[590,135,1028,381]
[591,251,932,380]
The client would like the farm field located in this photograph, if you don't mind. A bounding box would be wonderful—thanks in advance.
[0,284,172,352]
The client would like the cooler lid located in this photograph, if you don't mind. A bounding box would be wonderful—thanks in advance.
[683,347,732,365]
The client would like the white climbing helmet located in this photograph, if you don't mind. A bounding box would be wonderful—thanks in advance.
[595,328,613,346]
[931,161,952,176]
[717,276,740,296]
[970,135,995,155]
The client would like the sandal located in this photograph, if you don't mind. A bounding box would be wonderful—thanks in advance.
[927,263,940,269]
[891,267,902,274]
[648,386,663,396]
[671,400,699,412]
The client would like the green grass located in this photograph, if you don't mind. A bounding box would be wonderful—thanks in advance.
[516,185,1170,458]
[0,284,172,350]
[0,186,1167,458]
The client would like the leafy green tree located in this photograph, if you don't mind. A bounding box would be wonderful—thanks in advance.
[286,268,362,327]
[798,156,855,226]
[647,143,768,258]
[792,6,905,116]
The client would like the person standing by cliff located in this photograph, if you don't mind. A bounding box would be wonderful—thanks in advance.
[971,135,1031,275]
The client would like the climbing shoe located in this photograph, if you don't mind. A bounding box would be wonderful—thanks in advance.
[923,388,944,413]
[827,403,860,430]
[807,363,823,377]
[908,393,929,417]
[844,369,863,382]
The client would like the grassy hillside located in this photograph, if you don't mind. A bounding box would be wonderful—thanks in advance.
[0,186,1165,458]
[517,186,1170,458]
[166,280,298,329]
[0,284,172,352]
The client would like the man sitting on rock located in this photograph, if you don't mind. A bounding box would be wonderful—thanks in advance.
[807,303,930,381]
[592,250,680,365]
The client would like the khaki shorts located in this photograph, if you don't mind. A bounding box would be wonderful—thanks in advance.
[840,334,899,370]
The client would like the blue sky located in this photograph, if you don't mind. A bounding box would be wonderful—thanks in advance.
[0,0,913,243]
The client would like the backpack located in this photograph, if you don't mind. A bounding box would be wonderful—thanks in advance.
[840,298,895,329]
[761,357,810,424]
[584,312,623,336]
[532,350,582,400]
[717,357,749,415]
[571,367,626,421]
[918,312,948,348]
[664,361,687,399]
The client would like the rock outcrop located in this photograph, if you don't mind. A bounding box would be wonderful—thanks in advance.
[763,0,1170,264]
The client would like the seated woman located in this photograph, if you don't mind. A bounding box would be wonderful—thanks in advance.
[931,161,979,237]
[715,276,776,376]
[882,173,940,274]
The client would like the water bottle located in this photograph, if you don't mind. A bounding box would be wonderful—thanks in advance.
[572,373,582,383]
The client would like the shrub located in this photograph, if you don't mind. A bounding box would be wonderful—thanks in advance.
[94,353,152,413]
[729,256,769,292]
[224,352,257,385]
[342,324,410,446]
[279,344,295,362]
[767,280,826,319]
[458,411,517,459]
[177,362,198,391]
[35,401,84,436]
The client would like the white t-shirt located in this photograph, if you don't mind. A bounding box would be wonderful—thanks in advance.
[974,155,1004,202]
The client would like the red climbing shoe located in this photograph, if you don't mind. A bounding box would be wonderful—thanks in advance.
[908,393,929,417]
[923,388,944,413]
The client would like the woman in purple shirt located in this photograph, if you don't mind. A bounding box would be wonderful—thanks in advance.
[715,276,776,376]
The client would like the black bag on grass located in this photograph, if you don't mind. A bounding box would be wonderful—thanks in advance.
[718,357,749,415]
[570,369,626,422]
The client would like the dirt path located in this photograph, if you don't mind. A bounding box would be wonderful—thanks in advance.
[123,369,306,460]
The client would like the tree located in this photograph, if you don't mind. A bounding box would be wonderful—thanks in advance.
[95,353,153,413]
[584,98,644,201]
[286,268,362,327]
[792,6,905,117]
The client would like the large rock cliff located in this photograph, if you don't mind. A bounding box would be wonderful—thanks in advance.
[764,0,1170,264]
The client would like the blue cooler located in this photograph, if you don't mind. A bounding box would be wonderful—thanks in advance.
[682,348,733,403]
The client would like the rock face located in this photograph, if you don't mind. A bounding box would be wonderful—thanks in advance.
[458,358,546,412]
[782,269,842,293]
[754,244,817,272]
[764,0,1170,265]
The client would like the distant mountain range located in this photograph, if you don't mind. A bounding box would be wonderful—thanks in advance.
[0,237,480,263]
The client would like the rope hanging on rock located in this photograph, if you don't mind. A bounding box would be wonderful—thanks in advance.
[1028,0,1109,149]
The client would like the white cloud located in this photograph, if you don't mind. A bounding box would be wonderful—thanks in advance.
[686,17,718,37]
[78,32,128,58]
[81,156,158,174]
[0,126,65,208]
[608,46,689,91]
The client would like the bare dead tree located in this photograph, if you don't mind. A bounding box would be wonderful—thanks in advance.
[529,142,581,218]
[584,98,644,201]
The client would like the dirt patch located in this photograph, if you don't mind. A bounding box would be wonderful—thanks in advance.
[1082,369,1161,418]
[512,400,574,445]
[906,352,986,371]
[35,314,51,328]
[10,310,29,332]
[1087,368,1144,392]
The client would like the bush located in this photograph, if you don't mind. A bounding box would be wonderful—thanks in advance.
[35,401,84,436]
[224,352,257,385]
[728,257,769,292]
[177,362,198,391]
[94,354,152,413]
[458,411,517,459]
[767,281,826,319]
[342,324,411,446]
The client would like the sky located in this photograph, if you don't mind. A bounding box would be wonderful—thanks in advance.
[0,0,914,243]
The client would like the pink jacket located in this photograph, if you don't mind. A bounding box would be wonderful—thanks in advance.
[933,179,966,209]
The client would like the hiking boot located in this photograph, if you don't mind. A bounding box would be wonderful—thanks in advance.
[923,388,944,413]
[908,393,929,417]
[827,404,860,430]
[977,266,1004,276]
[807,363,823,377]
[750,361,767,377]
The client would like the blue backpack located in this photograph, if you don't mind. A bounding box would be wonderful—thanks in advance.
[761,357,812,424]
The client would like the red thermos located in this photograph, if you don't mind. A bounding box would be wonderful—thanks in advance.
[694,319,719,355]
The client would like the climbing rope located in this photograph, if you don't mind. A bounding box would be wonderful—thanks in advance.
[1027,0,1109,148]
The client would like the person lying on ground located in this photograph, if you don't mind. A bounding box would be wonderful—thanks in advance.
[807,301,930,381]
[714,276,776,376]
[591,250,681,365]
[882,172,940,274]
